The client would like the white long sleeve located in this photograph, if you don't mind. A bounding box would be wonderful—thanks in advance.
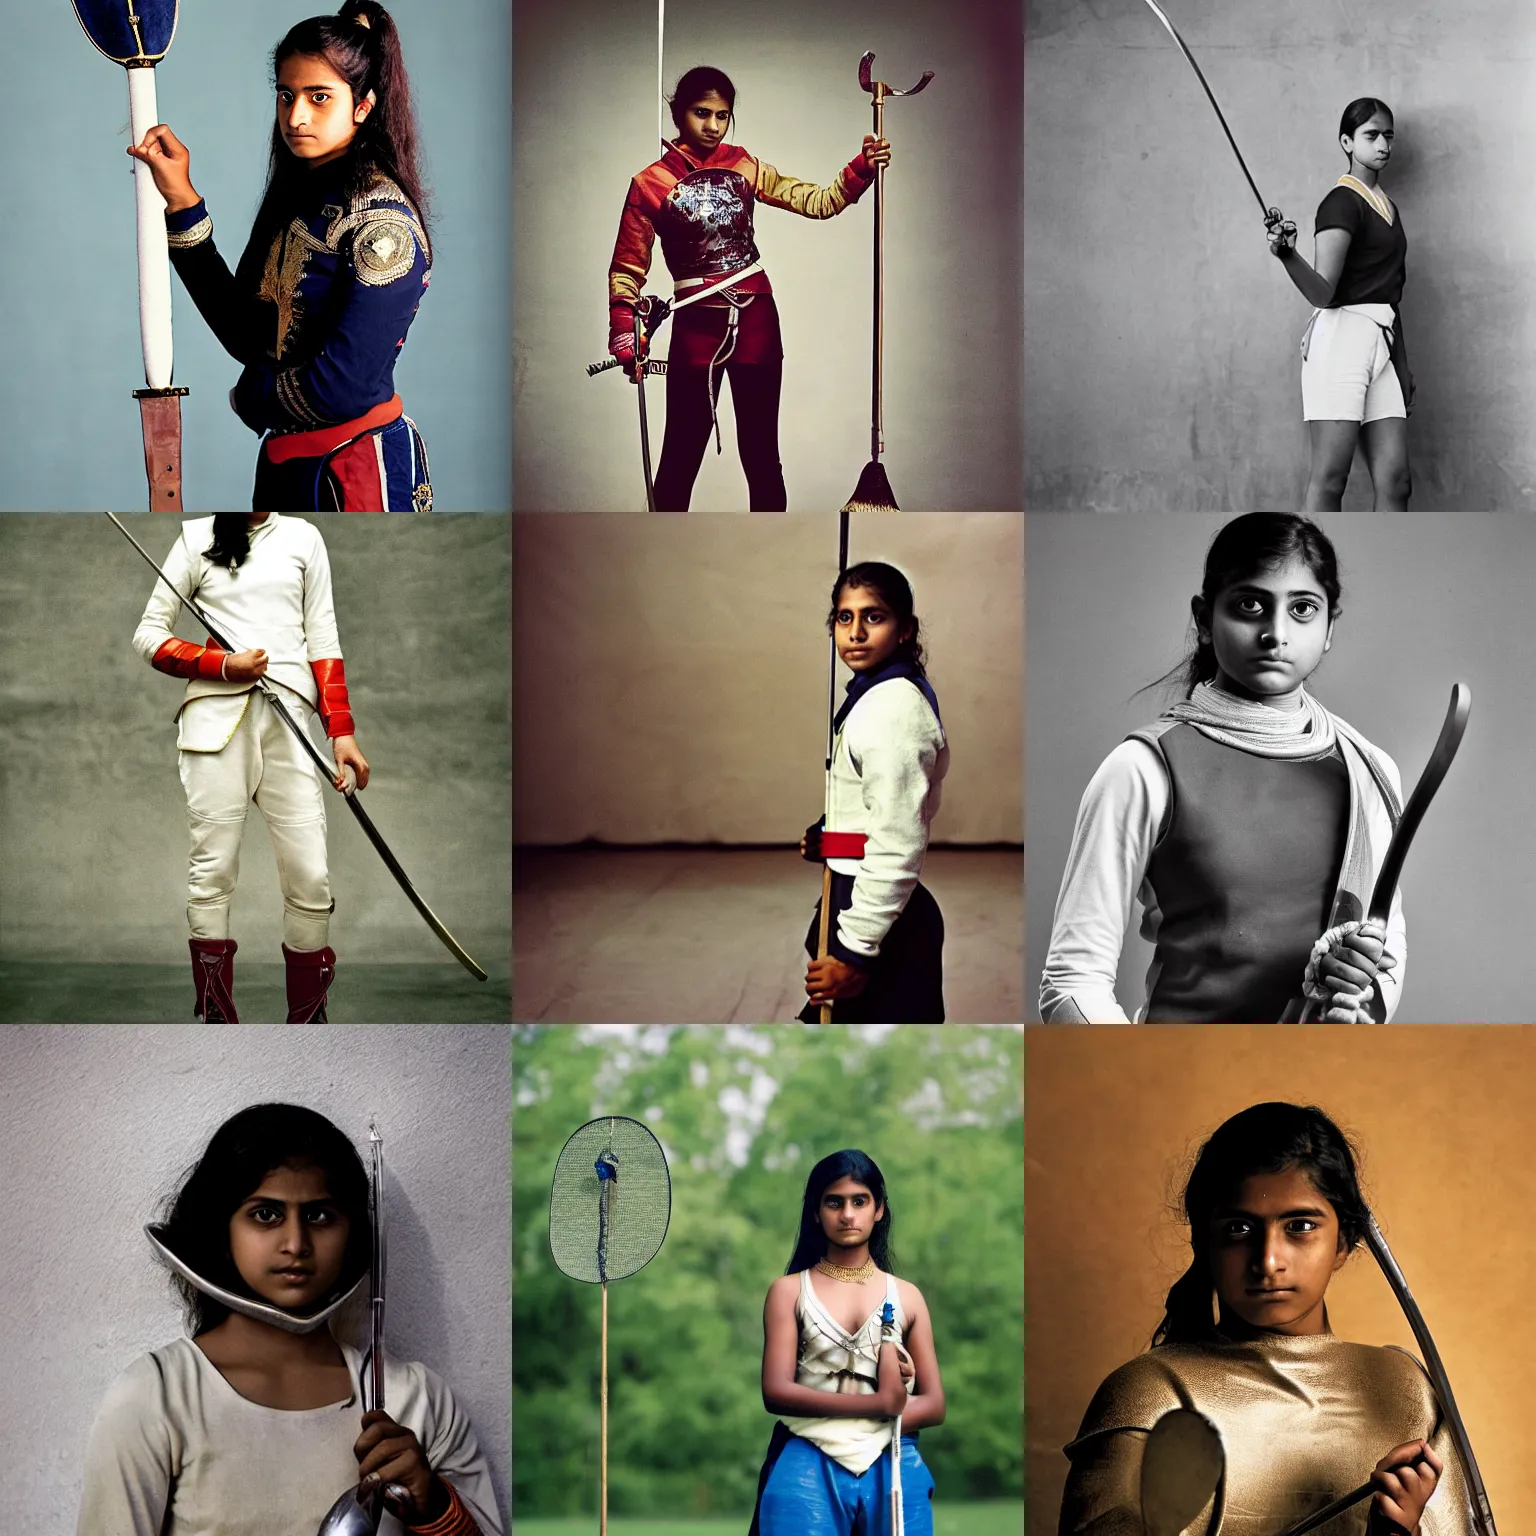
[77,1338,503,1536]
[826,679,949,962]
[1038,738,1406,1024]
[1039,741,1166,1024]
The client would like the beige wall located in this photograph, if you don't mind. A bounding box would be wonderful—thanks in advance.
[1026,1025,1533,1536]
[514,513,1022,842]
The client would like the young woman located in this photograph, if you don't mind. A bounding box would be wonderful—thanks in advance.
[607,66,891,511]
[1039,514,1404,1024]
[752,1149,945,1536]
[1271,99,1411,511]
[798,562,949,1023]
[128,3,433,512]
[132,513,367,1023]
[78,1103,501,1535]
[1060,1102,1468,1536]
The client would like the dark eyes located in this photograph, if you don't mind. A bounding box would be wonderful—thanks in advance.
[248,1204,337,1225]
[1217,1218,1321,1240]
[1231,598,1320,621]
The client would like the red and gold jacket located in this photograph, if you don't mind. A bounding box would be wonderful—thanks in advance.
[607,139,874,338]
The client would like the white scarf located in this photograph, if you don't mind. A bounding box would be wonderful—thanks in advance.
[1162,681,1339,759]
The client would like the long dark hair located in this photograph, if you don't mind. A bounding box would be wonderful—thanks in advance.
[827,561,928,677]
[1141,512,1341,699]
[1339,97,1393,161]
[252,2,431,255]
[203,514,254,573]
[784,1149,897,1275]
[1153,1102,1369,1347]
[667,65,737,139]
[156,1103,372,1336]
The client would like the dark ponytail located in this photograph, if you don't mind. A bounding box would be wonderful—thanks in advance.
[255,2,431,255]
[203,514,253,573]
[667,66,737,139]
[1153,1101,1369,1347]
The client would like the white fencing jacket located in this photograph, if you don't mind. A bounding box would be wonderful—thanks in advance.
[131,515,342,752]
[824,663,949,966]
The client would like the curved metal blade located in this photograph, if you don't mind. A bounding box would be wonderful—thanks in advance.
[857,51,934,97]
[1141,1409,1223,1536]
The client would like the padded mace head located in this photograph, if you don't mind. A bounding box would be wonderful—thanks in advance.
[549,1117,671,1285]
[841,461,900,513]
[73,0,179,64]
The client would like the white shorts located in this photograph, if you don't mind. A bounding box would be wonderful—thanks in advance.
[1300,307,1405,424]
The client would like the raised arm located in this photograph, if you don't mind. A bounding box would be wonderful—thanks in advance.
[1272,225,1353,308]
[755,151,875,220]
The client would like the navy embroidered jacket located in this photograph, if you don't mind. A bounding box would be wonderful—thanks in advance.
[165,166,430,433]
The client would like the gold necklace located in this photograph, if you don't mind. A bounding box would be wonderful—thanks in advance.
[814,1256,878,1283]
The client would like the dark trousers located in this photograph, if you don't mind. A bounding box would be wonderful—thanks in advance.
[654,301,786,511]
[798,877,946,1024]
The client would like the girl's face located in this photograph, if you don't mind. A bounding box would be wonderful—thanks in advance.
[817,1176,883,1258]
[1207,1166,1348,1336]
[1195,555,1333,708]
[228,1160,352,1312]
[277,54,373,167]
[1342,112,1394,175]
[834,583,913,676]
[677,91,731,156]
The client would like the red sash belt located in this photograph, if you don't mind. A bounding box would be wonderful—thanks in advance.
[263,395,404,463]
[820,831,868,858]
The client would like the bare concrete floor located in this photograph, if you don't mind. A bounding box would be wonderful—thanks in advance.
[513,848,1023,1023]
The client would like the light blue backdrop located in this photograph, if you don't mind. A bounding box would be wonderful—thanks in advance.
[8,0,508,511]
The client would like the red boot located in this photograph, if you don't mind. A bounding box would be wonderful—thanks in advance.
[283,944,337,1023]
[190,939,240,1023]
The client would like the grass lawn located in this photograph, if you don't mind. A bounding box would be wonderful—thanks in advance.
[513,1502,1023,1535]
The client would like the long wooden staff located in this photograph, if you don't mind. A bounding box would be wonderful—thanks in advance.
[72,0,189,508]
[815,514,852,1022]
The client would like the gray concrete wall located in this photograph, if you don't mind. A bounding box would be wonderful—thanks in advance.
[514,513,1023,842]
[0,515,509,964]
[1026,512,1536,1022]
[0,1024,509,1532]
[1024,0,1536,509]
[514,0,1022,510]
[6,0,510,511]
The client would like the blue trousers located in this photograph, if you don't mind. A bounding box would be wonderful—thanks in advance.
[758,1431,934,1536]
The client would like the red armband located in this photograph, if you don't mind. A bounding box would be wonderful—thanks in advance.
[310,657,355,739]
[407,1480,481,1536]
[152,637,229,680]
[846,154,875,187]
[821,831,868,858]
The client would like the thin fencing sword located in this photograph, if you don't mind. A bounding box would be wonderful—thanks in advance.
[1132,0,1294,238]
[106,513,488,981]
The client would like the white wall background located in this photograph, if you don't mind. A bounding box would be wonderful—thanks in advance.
[0,1025,509,1533]
[514,512,1024,843]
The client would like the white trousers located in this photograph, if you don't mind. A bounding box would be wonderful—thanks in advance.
[177,691,332,950]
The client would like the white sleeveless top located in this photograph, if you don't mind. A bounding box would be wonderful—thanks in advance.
[779,1268,911,1474]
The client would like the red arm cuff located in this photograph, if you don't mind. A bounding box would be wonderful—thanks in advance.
[846,154,875,188]
[310,657,356,738]
[152,637,229,680]
[407,1480,481,1536]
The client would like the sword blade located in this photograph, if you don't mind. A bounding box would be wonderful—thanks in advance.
[1134,0,1272,218]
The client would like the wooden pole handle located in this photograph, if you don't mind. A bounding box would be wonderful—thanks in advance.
[600,1280,608,1536]
[817,862,834,1023]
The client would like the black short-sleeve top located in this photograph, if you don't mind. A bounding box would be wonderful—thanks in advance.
[1314,181,1407,307]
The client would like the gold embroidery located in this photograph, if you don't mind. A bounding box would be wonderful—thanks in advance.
[259,218,326,361]
[168,214,213,249]
[353,215,419,286]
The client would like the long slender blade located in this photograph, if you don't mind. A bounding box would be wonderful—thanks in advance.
[1366,1218,1498,1536]
[105,513,488,980]
[1133,0,1272,218]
